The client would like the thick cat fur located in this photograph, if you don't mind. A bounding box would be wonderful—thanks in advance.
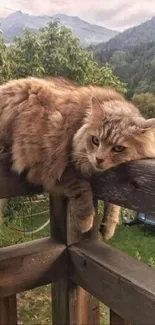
[0,76,155,237]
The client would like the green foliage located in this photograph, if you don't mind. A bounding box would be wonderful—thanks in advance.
[135,251,142,261]
[7,29,44,78]
[0,32,10,84]
[120,207,136,222]
[148,257,155,267]
[135,252,155,267]
[3,196,37,224]
[132,92,155,118]
[0,21,126,93]
[95,41,155,98]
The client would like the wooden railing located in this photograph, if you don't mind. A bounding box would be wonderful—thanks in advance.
[0,153,155,324]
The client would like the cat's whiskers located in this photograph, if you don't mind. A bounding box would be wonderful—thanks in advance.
[68,150,87,157]
[70,158,87,165]
[73,151,88,157]
[68,153,88,161]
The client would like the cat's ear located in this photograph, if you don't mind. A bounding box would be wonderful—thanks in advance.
[140,118,155,133]
[91,97,103,120]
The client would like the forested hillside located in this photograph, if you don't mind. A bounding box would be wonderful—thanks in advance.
[95,16,155,52]
[95,41,155,98]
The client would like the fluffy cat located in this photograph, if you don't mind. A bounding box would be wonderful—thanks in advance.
[0,76,155,238]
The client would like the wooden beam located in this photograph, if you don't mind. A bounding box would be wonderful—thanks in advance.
[50,196,100,325]
[0,238,66,297]
[91,159,155,214]
[69,240,155,325]
[1,153,155,215]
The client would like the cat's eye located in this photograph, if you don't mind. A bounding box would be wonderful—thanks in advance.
[92,136,99,146]
[112,145,125,153]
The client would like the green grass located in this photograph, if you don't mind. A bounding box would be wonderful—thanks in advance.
[1,198,155,324]
[108,223,155,266]
[0,197,50,246]
[18,286,52,325]
[0,212,50,246]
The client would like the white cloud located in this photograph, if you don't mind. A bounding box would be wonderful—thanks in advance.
[0,0,155,31]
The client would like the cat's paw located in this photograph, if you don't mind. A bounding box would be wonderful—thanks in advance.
[77,214,94,233]
[100,222,116,240]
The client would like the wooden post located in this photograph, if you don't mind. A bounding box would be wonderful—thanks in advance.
[110,310,130,325]
[0,295,17,325]
[50,195,100,325]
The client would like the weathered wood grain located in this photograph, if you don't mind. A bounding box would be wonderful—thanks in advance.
[110,310,130,325]
[69,240,155,325]
[50,195,100,325]
[1,153,155,216]
[0,295,17,325]
[91,159,155,214]
[0,238,66,297]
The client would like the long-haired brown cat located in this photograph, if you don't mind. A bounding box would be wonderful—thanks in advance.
[0,76,155,239]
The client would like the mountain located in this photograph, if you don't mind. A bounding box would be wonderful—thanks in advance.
[95,40,155,98]
[94,15,155,98]
[95,15,155,52]
[0,11,118,47]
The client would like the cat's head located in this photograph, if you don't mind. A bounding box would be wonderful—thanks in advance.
[72,97,155,174]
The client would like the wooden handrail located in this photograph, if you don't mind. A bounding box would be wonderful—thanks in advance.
[0,153,155,217]
[69,240,155,325]
[92,159,155,215]
[0,234,155,324]
[0,238,66,297]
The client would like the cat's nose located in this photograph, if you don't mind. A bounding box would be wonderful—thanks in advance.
[96,157,104,165]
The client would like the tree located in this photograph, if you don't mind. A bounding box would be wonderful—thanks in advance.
[95,41,155,98]
[1,21,126,94]
[0,31,10,84]
[132,92,155,118]
[6,29,45,78]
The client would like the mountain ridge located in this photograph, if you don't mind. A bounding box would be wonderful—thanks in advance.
[0,11,118,47]
[95,15,155,52]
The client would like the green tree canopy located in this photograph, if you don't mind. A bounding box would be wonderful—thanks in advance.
[0,21,126,93]
[132,92,155,118]
[95,41,155,98]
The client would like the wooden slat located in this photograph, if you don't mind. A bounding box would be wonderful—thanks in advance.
[50,196,100,325]
[69,240,155,325]
[52,279,99,325]
[0,238,66,297]
[110,310,130,325]
[0,295,17,325]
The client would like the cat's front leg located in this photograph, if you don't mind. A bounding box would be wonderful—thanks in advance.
[68,192,95,233]
[60,165,94,233]
[100,203,120,240]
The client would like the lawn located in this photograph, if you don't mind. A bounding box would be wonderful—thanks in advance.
[1,196,155,324]
[108,223,155,266]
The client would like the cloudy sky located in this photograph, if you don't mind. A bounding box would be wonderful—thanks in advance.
[0,0,155,31]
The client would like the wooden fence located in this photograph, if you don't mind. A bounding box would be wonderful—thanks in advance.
[0,153,155,324]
